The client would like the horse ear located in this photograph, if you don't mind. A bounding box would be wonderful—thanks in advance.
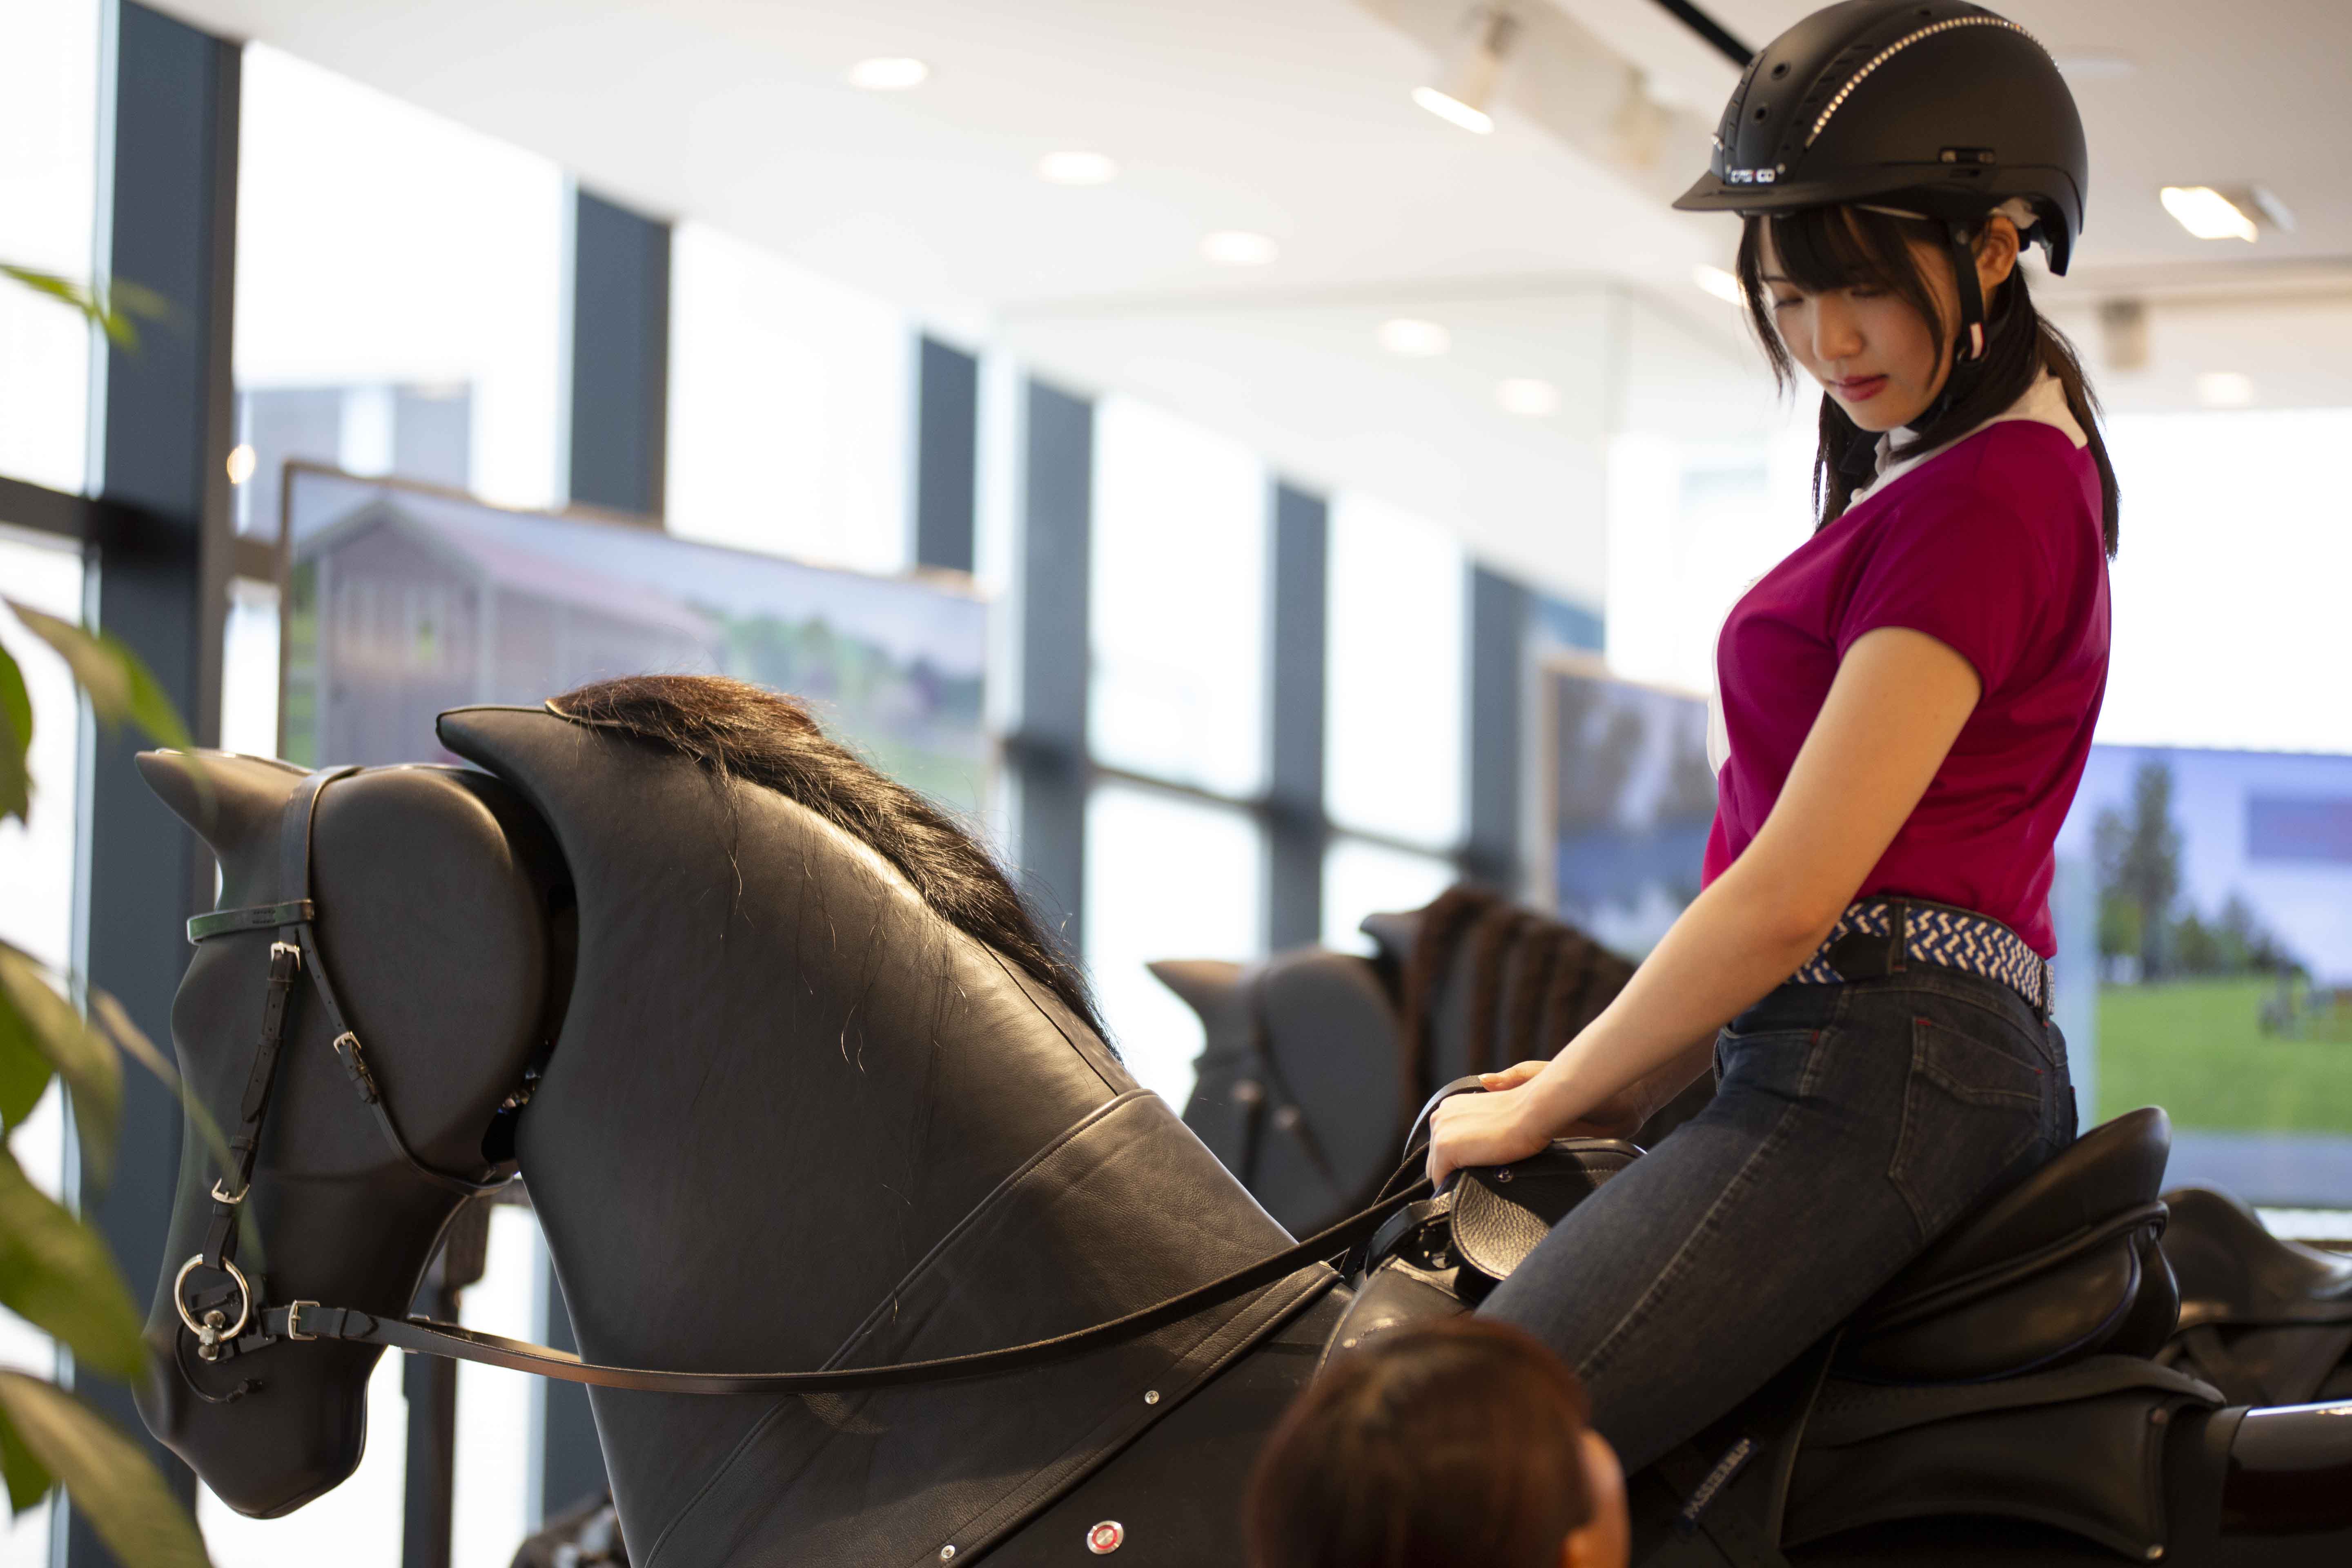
[1359,908,1425,967]
[1147,959,1244,1026]
[136,750,304,864]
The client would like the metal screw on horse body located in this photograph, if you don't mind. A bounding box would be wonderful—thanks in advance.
[938,1548,955,1561]
[1086,1520,1127,1554]
[1143,1389,1159,1405]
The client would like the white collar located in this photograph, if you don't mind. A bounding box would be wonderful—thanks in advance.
[1847,370,2088,508]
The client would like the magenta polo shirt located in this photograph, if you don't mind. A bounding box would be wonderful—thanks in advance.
[1701,418,2110,957]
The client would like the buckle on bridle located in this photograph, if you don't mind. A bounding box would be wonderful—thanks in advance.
[285,1300,321,1341]
[210,1178,246,1205]
[268,940,303,968]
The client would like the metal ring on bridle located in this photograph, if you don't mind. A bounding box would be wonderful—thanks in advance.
[174,1254,251,1344]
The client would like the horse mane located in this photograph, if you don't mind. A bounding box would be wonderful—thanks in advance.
[548,674,1107,1042]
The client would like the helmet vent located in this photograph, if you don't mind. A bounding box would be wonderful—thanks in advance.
[1805,17,2045,149]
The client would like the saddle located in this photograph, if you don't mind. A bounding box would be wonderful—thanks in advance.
[2158,1185,2352,1406]
[1332,1106,2223,1562]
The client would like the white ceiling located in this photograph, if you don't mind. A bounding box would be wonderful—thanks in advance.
[155,0,2352,598]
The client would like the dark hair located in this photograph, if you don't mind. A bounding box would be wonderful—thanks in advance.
[548,674,1106,1040]
[1735,205,2120,556]
[1245,1319,1597,1568]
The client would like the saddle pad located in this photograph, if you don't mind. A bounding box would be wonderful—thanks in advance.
[1451,1139,1641,1283]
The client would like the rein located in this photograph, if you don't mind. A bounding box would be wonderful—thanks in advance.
[174,767,1428,1393]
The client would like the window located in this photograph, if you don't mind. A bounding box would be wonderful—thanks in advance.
[1321,836,1458,956]
[1324,492,1466,850]
[1083,784,1263,1105]
[0,0,99,496]
[666,223,911,573]
[1089,396,1268,797]
[234,45,568,520]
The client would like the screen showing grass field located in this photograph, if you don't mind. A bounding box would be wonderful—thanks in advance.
[2060,746,2352,1134]
[279,466,991,816]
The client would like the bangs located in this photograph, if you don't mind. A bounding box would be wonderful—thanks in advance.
[1759,205,1934,297]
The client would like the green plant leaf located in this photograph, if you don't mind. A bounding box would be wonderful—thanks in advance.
[0,947,120,1188]
[0,1402,51,1515]
[0,1374,210,1567]
[0,987,58,1134]
[0,643,29,828]
[0,265,172,351]
[0,1149,145,1382]
[0,602,192,754]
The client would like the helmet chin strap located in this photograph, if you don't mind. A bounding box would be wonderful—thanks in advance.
[1949,220,1989,368]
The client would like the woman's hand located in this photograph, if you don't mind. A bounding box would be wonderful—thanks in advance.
[1479,1060,1649,1140]
[1426,1082,1555,1189]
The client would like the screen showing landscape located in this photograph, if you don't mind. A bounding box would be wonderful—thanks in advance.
[279,466,991,815]
[2058,744,2352,1136]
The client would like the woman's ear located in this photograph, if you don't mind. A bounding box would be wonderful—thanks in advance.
[1975,215,2022,296]
[1562,1429,1630,1568]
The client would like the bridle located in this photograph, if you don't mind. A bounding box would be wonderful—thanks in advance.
[172,767,1428,1396]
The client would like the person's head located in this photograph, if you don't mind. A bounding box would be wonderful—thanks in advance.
[1732,202,2117,552]
[1673,1,2118,552]
[1244,1320,1628,1568]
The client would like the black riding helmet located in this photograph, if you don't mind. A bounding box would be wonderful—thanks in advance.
[1674,0,2088,365]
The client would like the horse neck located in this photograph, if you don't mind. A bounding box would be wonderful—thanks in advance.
[434,708,1138,1518]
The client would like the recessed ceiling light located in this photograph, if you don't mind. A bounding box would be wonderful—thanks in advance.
[1412,86,1494,136]
[1376,318,1451,356]
[2160,186,2258,243]
[846,57,929,91]
[1691,264,1744,307]
[1200,230,1279,266]
[1496,378,1560,417]
[1037,151,1118,185]
[2052,52,2136,80]
[2196,371,2255,408]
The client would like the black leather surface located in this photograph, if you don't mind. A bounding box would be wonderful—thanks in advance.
[437,706,1326,1566]
[1451,1139,1642,1283]
[135,752,564,1516]
[1786,1358,2222,1559]
[2162,1186,2352,1406]
[1840,1109,2174,1383]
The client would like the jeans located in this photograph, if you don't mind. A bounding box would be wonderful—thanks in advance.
[1479,965,2077,1472]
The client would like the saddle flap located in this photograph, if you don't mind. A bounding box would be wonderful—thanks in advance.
[1451,1139,1641,1283]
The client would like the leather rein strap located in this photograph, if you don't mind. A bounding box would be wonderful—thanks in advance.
[247,1184,1420,1394]
[178,766,1429,1392]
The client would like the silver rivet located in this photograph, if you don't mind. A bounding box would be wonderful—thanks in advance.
[938,1548,955,1561]
[1341,1338,1358,1349]
[1086,1520,1126,1554]
[1495,1168,1512,1183]
[1143,1390,1159,1405]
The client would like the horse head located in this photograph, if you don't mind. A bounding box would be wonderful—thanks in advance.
[136,747,570,1515]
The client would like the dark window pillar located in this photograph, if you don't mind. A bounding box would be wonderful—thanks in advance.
[1463,566,1529,895]
[913,336,978,574]
[534,185,673,1529]
[1011,378,1092,951]
[69,6,241,1556]
[1265,483,1328,950]
[566,188,670,517]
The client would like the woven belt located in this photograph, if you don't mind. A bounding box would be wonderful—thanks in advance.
[1792,898,2051,1014]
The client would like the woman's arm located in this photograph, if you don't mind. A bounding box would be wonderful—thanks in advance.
[1428,626,1984,1185]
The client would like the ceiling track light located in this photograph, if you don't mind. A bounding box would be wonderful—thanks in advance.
[1415,7,1520,136]
[2160,184,2294,244]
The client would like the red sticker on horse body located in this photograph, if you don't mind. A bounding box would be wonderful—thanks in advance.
[1085,1520,1125,1553]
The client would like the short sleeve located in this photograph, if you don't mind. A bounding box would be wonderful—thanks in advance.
[1835,474,2054,694]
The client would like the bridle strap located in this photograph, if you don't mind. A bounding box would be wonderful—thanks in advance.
[188,765,505,1281]
[243,1178,1423,1394]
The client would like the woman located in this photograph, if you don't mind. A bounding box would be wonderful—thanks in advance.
[1245,1319,1629,1568]
[1426,0,2115,1471]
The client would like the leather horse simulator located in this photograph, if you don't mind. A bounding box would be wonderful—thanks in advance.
[137,676,2352,1565]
